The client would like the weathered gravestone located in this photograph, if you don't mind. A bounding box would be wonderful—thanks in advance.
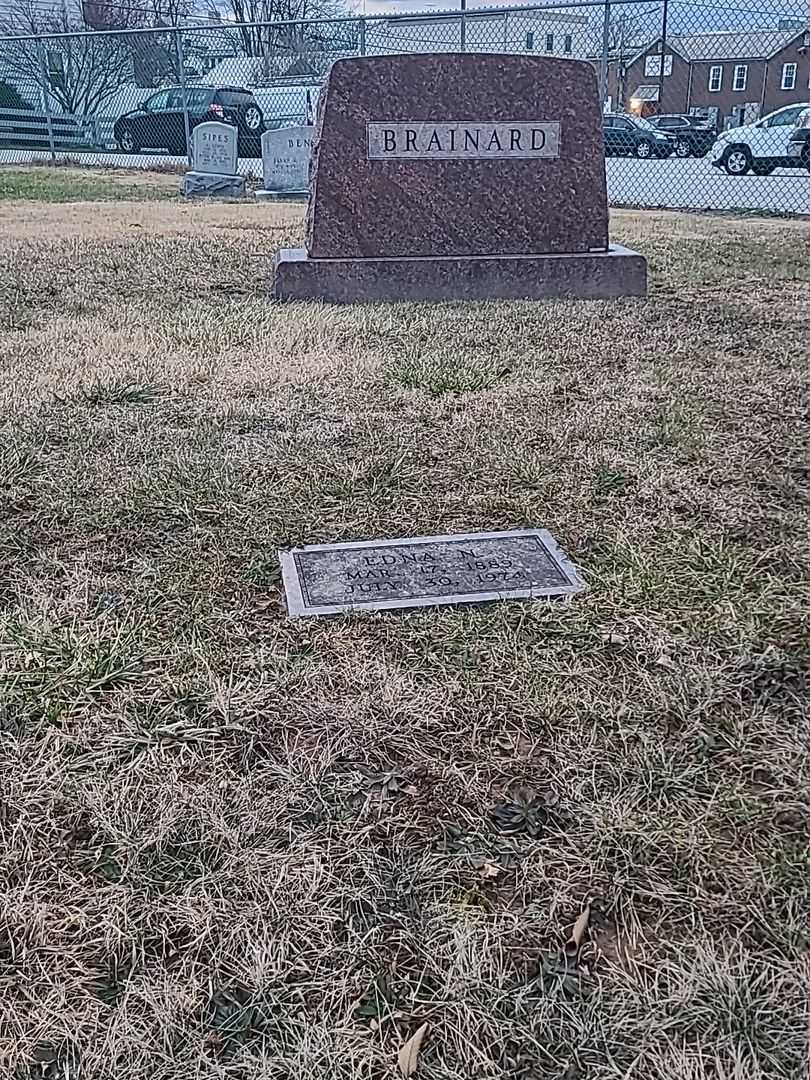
[183,121,245,199]
[256,125,314,201]
[279,529,583,617]
[273,53,646,302]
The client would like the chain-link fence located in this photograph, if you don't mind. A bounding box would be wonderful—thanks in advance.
[0,1,808,213]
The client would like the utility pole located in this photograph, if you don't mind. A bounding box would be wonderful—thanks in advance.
[599,0,611,113]
[657,0,669,114]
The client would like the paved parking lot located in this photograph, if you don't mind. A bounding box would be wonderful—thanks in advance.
[606,154,810,214]
[2,146,809,214]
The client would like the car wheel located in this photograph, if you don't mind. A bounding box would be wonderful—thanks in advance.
[723,146,751,175]
[243,105,263,133]
[118,128,139,153]
[635,139,652,159]
[752,162,775,176]
[674,138,691,158]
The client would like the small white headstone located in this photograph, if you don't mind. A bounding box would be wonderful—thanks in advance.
[261,125,314,192]
[192,121,238,176]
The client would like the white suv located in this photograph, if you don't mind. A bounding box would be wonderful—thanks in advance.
[711,102,810,175]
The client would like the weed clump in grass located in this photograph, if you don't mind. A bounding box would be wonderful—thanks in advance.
[386,349,511,396]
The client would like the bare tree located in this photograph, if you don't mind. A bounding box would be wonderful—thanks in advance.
[602,7,659,107]
[205,0,352,63]
[0,0,136,115]
[605,9,657,57]
[81,0,148,31]
[83,0,199,30]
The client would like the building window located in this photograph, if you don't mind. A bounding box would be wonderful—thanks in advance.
[564,33,572,54]
[733,64,747,91]
[545,33,554,52]
[525,31,534,50]
[781,62,797,90]
[708,65,722,92]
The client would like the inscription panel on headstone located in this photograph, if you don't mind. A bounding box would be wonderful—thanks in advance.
[262,125,314,191]
[192,121,238,175]
[367,121,561,160]
[279,529,582,616]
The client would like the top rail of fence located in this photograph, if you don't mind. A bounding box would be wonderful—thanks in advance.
[0,0,652,43]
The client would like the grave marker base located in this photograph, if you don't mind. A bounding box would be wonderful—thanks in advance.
[182,171,245,199]
[255,189,308,202]
[272,244,647,303]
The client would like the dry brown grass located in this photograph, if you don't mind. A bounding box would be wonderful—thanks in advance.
[1,195,809,1080]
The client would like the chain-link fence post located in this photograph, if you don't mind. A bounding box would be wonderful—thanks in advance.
[36,37,57,163]
[359,16,366,56]
[460,0,467,51]
[599,0,611,113]
[174,28,192,166]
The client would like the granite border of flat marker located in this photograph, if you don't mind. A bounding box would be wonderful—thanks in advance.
[278,528,585,617]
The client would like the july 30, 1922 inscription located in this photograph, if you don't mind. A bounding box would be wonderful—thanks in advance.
[278,529,583,617]
[367,121,561,160]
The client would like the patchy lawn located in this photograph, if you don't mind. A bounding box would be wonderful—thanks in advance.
[0,165,180,202]
[0,195,809,1080]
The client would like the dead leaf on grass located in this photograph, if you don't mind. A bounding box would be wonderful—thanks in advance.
[478,860,503,880]
[564,905,591,958]
[398,1022,428,1077]
[655,653,676,670]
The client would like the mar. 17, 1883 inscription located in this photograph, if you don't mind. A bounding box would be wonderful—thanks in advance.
[279,529,583,617]
[367,121,561,160]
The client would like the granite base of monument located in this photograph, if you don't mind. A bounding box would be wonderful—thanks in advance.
[182,171,245,199]
[272,244,647,303]
[255,189,308,202]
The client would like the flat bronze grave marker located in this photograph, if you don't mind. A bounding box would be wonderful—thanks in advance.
[279,529,583,617]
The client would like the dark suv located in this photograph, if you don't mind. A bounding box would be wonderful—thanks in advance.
[114,85,264,155]
[603,114,675,158]
[647,114,717,157]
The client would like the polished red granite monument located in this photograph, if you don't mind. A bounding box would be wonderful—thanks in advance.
[273,53,646,302]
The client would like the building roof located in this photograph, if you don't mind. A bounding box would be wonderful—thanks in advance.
[630,83,660,101]
[206,54,335,84]
[668,28,801,60]
[357,0,586,14]
[375,5,588,23]
[611,26,807,69]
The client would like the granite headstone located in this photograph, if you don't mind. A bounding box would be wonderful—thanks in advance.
[183,121,245,199]
[256,125,314,200]
[273,53,646,302]
[279,529,583,617]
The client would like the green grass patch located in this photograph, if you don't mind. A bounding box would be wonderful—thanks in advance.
[0,202,809,1080]
[0,166,178,202]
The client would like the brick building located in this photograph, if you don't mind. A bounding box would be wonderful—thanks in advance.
[605,27,810,126]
